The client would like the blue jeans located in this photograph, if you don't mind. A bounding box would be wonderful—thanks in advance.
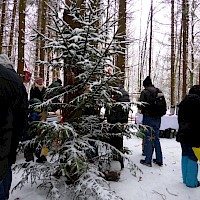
[142,115,162,163]
[0,167,12,200]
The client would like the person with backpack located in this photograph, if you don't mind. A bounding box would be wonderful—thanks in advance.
[138,76,167,167]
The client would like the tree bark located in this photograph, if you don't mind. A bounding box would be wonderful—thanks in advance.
[62,0,85,121]
[39,0,48,80]
[190,0,195,87]
[17,0,26,78]
[34,0,42,79]
[148,0,153,77]
[0,0,6,54]
[8,0,17,57]
[171,0,175,106]
[64,0,85,29]
[182,0,189,98]
[116,0,126,84]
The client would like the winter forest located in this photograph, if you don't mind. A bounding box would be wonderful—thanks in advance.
[0,0,200,199]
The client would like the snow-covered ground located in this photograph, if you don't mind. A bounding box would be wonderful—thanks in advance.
[10,135,200,200]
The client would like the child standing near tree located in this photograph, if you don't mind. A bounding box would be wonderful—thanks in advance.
[23,98,48,163]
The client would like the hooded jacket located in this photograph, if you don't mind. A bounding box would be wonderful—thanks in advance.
[0,63,28,180]
[176,93,200,147]
[139,76,164,117]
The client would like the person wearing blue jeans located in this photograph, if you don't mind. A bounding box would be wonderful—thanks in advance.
[138,76,165,167]
[141,115,163,167]
[0,167,12,200]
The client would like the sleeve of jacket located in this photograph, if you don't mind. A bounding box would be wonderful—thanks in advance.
[177,94,200,146]
[138,90,148,111]
[9,83,29,165]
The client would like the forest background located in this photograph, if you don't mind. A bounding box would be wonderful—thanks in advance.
[0,0,200,106]
[0,1,200,199]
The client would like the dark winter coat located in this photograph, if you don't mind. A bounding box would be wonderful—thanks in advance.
[106,86,130,124]
[176,93,200,147]
[30,86,46,102]
[0,64,28,180]
[139,85,162,117]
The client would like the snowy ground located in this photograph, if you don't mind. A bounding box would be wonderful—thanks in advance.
[10,135,200,200]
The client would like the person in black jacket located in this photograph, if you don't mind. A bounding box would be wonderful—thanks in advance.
[0,54,28,199]
[138,76,165,167]
[176,85,200,188]
[105,84,130,169]
[30,77,46,102]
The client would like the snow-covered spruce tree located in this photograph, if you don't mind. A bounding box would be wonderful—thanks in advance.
[13,1,142,199]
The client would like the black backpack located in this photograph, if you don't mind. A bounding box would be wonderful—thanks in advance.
[146,88,167,117]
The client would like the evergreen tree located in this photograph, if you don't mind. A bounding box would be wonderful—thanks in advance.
[13,1,141,199]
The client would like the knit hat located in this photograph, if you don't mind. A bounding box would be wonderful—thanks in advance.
[143,76,152,87]
[189,85,200,96]
[35,77,43,86]
[0,54,14,69]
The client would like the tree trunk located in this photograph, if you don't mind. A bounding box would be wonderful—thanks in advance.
[64,0,85,29]
[116,0,126,84]
[177,26,182,103]
[62,0,85,121]
[198,63,200,84]
[148,0,153,77]
[171,0,175,106]
[34,0,42,79]
[17,0,26,78]
[0,0,6,54]
[39,0,48,80]
[182,0,189,98]
[8,0,17,57]
[190,0,195,87]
